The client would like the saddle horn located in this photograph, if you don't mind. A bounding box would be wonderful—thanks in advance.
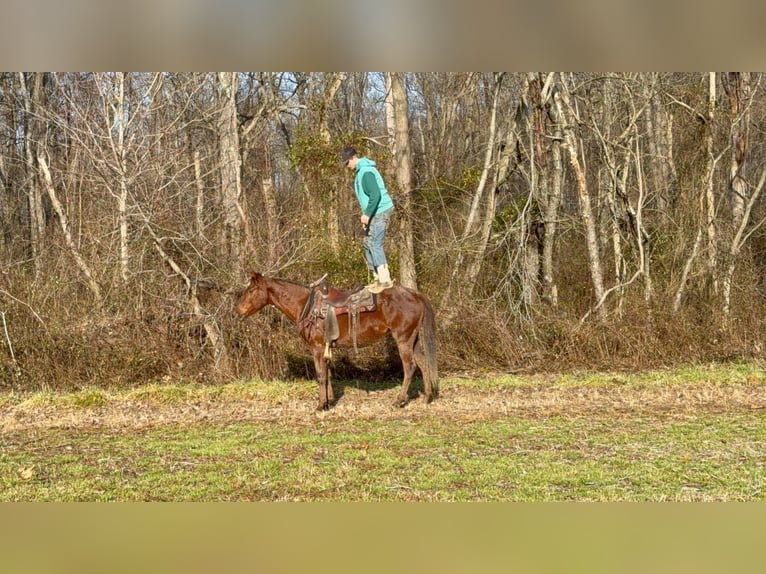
[309,273,329,288]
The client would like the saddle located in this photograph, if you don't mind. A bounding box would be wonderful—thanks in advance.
[298,275,377,358]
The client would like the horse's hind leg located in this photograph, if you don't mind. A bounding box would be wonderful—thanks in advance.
[413,338,433,401]
[393,336,417,408]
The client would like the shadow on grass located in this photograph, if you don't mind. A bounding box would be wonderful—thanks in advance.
[331,374,427,405]
[283,336,428,405]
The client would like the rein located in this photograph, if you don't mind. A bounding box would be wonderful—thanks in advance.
[298,288,316,324]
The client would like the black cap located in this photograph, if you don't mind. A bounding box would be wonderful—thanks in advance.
[340,146,357,167]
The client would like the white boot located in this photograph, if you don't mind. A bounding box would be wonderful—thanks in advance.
[368,264,393,293]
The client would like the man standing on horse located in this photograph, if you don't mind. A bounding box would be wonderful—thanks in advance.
[341,146,395,293]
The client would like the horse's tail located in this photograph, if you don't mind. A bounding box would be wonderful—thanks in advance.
[418,295,439,399]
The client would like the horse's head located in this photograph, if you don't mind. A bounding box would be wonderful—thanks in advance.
[234,271,269,317]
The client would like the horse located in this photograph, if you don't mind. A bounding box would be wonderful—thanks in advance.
[235,271,439,411]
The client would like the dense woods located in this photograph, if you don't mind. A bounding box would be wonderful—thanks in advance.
[1,72,765,391]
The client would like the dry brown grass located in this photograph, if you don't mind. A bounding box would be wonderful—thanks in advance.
[3,367,764,433]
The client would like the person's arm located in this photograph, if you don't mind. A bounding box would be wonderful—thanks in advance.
[361,172,381,216]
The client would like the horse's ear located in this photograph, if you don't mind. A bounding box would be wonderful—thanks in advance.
[249,270,262,282]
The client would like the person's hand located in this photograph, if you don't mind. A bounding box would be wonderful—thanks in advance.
[360,214,370,227]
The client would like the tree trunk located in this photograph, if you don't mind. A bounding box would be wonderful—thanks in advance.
[608,148,630,315]
[705,72,719,296]
[682,129,727,311]
[217,72,243,270]
[643,74,671,218]
[193,148,205,238]
[555,75,607,320]
[651,76,679,218]
[542,99,564,308]
[385,74,396,145]
[38,153,102,304]
[722,167,766,317]
[319,73,345,253]
[0,154,8,248]
[261,177,280,269]
[114,72,130,283]
[723,72,752,231]
[632,134,653,304]
[721,73,758,317]
[522,73,544,309]
[19,72,46,276]
[388,73,418,290]
[673,228,703,312]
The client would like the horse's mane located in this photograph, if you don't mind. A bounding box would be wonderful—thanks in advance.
[258,274,309,289]
[269,274,335,291]
[274,277,309,288]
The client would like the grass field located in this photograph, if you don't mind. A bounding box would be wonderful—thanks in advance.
[2,362,765,501]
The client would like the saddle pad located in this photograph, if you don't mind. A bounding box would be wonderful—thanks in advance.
[327,290,376,316]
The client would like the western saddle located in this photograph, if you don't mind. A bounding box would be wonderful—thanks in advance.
[297,274,377,358]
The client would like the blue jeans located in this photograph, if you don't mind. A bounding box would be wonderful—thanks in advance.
[362,207,394,271]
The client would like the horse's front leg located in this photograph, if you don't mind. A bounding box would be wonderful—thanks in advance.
[312,346,334,411]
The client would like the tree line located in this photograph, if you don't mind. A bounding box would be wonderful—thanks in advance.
[1,72,764,390]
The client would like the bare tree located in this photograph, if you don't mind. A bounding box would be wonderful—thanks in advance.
[643,73,679,219]
[18,72,47,275]
[705,72,720,296]
[94,72,162,283]
[4,71,766,389]
[217,72,244,271]
[319,73,346,253]
[722,168,766,317]
[142,212,232,373]
[438,73,504,316]
[38,152,102,304]
[525,72,563,307]
[722,72,753,231]
[590,74,656,316]
[413,73,479,183]
[387,73,418,289]
[671,73,730,312]
[554,74,607,320]
[592,74,631,315]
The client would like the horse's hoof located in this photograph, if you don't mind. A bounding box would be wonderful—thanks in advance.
[316,403,330,412]
[393,397,407,408]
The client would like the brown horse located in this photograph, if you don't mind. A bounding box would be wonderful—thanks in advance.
[235,272,438,411]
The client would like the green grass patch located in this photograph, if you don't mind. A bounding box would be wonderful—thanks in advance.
[2,363,765,501]
[568,361,766,387]
[2,411,766,501]
[449,360,766,390]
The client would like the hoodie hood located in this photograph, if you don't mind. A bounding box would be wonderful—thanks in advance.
[355,157,376,171]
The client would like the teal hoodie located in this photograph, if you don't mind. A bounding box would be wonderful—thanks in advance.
[354,158,394,217]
